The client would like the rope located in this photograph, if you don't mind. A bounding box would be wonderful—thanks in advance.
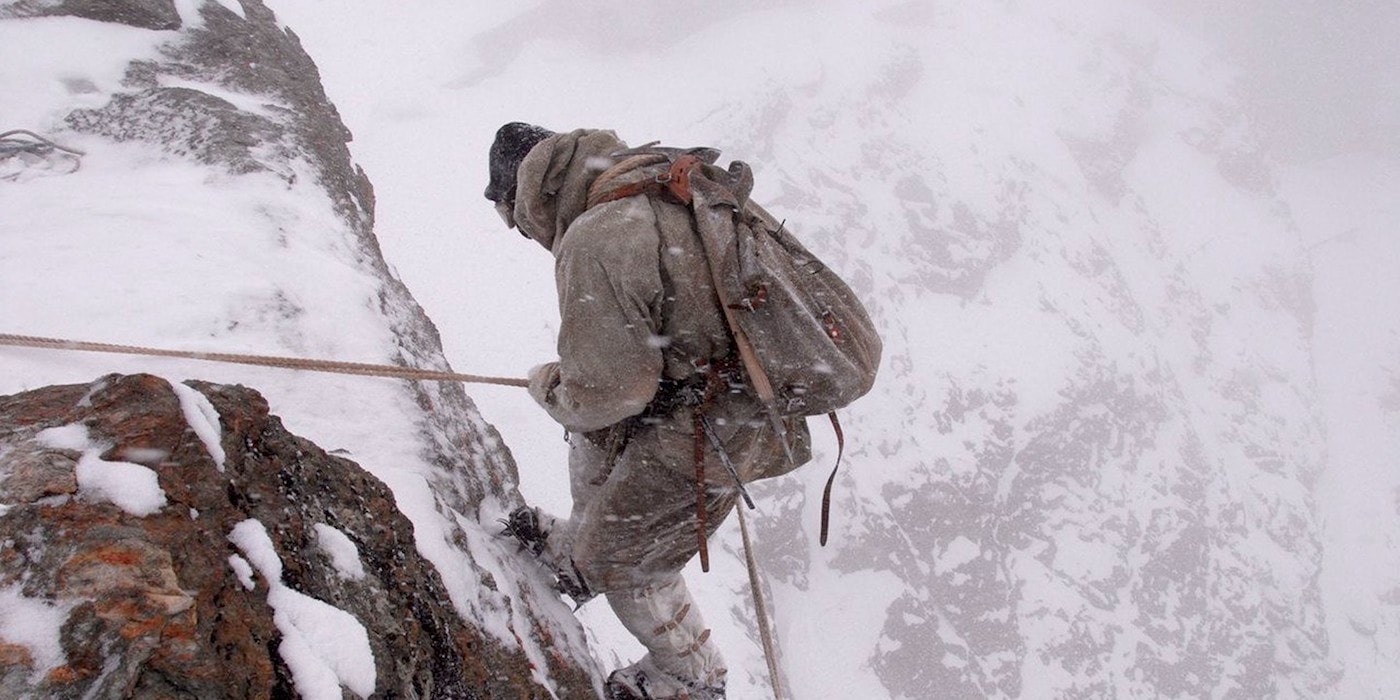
[0,333,529,387]
[0,130,87,157]
[1,130,85,178]
[738,507,785,700]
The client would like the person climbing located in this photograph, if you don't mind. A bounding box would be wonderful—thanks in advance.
[485,122,815,700]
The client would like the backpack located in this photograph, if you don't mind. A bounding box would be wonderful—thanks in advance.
[588,146,882,546]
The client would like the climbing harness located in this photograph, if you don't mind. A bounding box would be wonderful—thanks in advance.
[0,333,528,387]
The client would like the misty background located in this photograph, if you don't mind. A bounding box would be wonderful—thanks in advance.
[266,0,1400,695]
[1155,0,1400,162]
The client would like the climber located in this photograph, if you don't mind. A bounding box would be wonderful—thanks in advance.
[485,122,812,700]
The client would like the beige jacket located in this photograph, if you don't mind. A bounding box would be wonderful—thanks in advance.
[515,129,810,482]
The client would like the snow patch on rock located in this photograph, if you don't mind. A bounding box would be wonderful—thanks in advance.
[228,554,257,591]
[39,423,169,516]
[229,519,376,699]
[166,379,226,470]
[34,424,92,452]
[74,451,167,517]
[312,523,365,581]
[0,585,73,682]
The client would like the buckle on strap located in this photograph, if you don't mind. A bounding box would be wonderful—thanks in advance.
[586,152,707,208]
[659,154,703,205]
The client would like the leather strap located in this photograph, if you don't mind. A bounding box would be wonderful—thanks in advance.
[693,409,710,572]
[691,363,725,573]
[587,154,704,208]
[819,411,846,547]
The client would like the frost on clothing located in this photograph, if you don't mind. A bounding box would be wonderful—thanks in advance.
[512,128,812,583]
[513,128,812,481]
[509,128,813,695]
[525,202,666,433]
[517,129,666,433]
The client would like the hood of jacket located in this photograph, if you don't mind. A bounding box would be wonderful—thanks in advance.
[513,128,628,253]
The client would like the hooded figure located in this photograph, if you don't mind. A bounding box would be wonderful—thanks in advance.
[485,123,810,700]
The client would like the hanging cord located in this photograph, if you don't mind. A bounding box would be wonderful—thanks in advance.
[738,506,785,700]
[819,411,847,546]
[0,333,529,387]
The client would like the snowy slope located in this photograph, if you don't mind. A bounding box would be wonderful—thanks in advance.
[0,3,597,697]
[1284,155,1400,699]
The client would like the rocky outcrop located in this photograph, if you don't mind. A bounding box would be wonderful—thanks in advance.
[1,0,509,510]
[1,0,182,30]
[0,373,578,698]
[1,0,599,696]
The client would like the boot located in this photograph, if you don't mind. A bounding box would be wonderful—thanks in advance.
[605,655,726,699]
[499,505,548,556]
[498,506,595,606]
[605,578,726,698]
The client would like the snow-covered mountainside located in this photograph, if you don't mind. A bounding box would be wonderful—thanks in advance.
[0,1,598,697]
[699,6,1332,697]
[269,1,1398,698]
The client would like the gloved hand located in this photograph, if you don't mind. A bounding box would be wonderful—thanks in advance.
[527,362,561,409]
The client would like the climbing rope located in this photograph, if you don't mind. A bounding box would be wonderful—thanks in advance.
[738,507,786,700]
[0,130,85,179]
[0,333,529,387]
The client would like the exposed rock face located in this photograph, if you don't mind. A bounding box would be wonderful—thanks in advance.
[1,0,599,696]
[1,0,506,511]
[2,0,182,30]
[0,374,569,698]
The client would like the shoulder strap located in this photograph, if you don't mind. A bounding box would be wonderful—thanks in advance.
[586,153,706,209]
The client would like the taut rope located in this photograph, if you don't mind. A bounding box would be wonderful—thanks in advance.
[0,333,528,387]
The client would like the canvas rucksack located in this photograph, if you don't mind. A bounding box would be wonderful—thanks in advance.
[588,145,882,546]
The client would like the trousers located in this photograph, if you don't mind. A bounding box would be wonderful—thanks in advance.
[537,427,740,686]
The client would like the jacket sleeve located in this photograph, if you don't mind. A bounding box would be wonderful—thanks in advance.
[530,209,665,433]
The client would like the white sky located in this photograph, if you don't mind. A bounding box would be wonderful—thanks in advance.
[1150,0,1400,161]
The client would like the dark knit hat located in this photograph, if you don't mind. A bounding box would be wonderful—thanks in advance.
[484,122,555,204]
